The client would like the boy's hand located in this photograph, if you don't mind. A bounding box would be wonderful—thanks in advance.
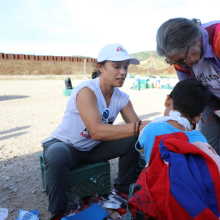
[192,141,217,155]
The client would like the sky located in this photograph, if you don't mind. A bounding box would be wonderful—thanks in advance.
[0,0,220,58]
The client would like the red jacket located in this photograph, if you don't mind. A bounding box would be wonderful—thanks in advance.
[128,132,220,220]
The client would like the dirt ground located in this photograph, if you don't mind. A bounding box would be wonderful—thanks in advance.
[0,76,173,220]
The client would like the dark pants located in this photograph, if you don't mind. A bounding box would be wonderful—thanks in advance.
[43,136,139,219]
[198,94,220,155]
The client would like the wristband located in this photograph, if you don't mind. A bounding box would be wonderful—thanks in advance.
[137,120,142,136]
[134,122,137,136]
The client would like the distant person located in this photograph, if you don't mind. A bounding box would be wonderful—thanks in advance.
[135,78,211,164]
[156,18,220,155]
[42,43,150,220]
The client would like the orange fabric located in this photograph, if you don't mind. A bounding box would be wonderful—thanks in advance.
[174,64,193,78]
[213,24,220,58]
[174,64,188,73]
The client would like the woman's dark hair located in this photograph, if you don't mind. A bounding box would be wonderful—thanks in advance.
[92,61,107,79]
[170,78,210,119]
[156,17,202,57]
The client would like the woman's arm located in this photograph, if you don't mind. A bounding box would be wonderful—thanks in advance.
[76,87,150,141]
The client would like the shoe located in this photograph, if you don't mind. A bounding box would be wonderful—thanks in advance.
[50,213,65,220]
[50,203,76,220]
[50,207,75,220]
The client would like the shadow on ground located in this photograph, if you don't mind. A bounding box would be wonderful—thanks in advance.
[0,149,119,220]
[0,150,49,220]
[0,95,29,101]
[0,126,30,141]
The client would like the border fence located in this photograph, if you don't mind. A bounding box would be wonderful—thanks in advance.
[0,52,97,76]
[0,52,176,76]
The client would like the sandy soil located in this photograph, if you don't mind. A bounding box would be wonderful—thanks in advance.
[0,77,172,219]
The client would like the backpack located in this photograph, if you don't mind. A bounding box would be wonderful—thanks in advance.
[65,78,72,90]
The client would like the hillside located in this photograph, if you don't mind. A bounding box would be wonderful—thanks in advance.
[129,51,165,61]
[70,51,165,61]
[71,51,165,61]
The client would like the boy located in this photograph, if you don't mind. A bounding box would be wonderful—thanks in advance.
[136,78,211,164]
[129,78,220,219]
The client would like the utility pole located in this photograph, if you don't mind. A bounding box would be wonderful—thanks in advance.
[84,59,86,77]
[150,54,153,77]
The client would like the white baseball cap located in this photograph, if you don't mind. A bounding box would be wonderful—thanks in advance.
[97,43,140,65]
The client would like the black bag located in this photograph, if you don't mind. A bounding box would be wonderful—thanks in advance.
[65,78,72,90]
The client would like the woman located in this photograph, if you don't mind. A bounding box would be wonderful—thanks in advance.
[42,43,150,220]
[156,18,220,155]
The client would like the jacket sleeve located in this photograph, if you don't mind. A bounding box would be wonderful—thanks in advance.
[213,23,220,58]
[204,21,220,58]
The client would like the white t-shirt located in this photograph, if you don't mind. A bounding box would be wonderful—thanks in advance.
[51,77,129,151]
[192,55,220,98]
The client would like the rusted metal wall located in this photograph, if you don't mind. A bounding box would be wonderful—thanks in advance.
[0,53,97,75]
[0,53,97,63]
[0,52,176,75]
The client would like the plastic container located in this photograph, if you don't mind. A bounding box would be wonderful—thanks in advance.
[160,78,170,89]
[127,73,131,79]
[0,208,8,220]
[139,83,147,89]
[63,88,75,97]
[132,81,140,91]
[160,80,169,89]
[39,153,111,199]
[140,78,149,84]
[148,78,155,89]
[139,77,149,89]
[17,210,39,220]
[155,76,161,89]
[134,75,140,82]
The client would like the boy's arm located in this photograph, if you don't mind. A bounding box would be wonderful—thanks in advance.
[136,123,156,164]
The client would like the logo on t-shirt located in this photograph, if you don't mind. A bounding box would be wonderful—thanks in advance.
[80,128,91,138]
[196,73,220,87]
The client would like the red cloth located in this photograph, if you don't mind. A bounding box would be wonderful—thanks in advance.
[128,132,220,220]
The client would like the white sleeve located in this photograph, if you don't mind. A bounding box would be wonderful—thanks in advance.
[118,90,129,111]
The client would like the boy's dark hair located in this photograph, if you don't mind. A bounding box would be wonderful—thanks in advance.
[170,78,210,118]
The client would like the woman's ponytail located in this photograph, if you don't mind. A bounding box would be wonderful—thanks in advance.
[92,70,101,79]
[91,61,106,79]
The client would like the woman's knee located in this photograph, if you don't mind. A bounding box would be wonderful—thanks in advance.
[44,142,74,168]
[122,136,138,152]
[127,135,138,146]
